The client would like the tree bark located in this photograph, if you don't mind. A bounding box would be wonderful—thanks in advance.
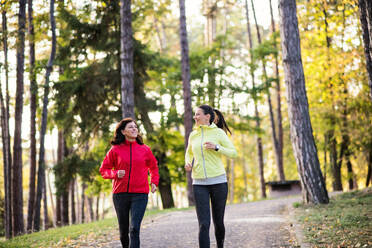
[120,0,135,118]
[245,0,266,198]
[179,0,195,206]
[278,0,329,204]
[358,0,372,101]
[81,182,86,223]
[13,0,27,236]
[1,9,12,238]
[366,145,372,187]
[34,0,56,231]
[70,179,76,224]
[27,0,37,233]
[88,197,94,222]
[251,0,284,182]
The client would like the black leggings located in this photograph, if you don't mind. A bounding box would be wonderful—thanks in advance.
[193,183,228,248]
[113,193,148,248]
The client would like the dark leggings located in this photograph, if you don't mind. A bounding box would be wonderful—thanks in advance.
[113,193,148,248]
[193,183,228,248]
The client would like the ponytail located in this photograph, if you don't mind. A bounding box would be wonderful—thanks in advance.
[213,109,232,135]
[198,104,232,134]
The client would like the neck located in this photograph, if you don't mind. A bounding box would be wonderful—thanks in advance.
[126,138,136,142]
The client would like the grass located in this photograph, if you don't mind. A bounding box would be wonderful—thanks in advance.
[295,188,372,248]
[0,207,191,248]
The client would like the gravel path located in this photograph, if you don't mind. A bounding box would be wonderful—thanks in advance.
[108,196,301,248]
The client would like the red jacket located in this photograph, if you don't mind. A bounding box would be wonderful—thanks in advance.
[99,140,159,194]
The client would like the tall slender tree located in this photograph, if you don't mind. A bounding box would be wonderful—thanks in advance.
[358,0,372,101]
[179,0,195,206]
[244,0,266,198]
[1,6,12,239]
[269,0,284,181]
[27,0,38,233]
[34,0,57,231]
[120,0,135,118]
[251,0,284,181]
[13,0,27,236]
[278,0,329,204]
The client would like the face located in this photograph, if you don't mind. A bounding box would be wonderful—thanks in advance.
[121,121,138,140]
[193,108,210,126]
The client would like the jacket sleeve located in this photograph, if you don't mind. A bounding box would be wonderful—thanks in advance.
[99,148,118,179]
[218,130,237,158]
[146,146,160,186]
[185,134,194,165]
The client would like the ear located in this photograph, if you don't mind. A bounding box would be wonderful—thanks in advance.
[121,129,125,135]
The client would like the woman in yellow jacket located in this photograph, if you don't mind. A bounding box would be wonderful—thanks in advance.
[185,104,237,248]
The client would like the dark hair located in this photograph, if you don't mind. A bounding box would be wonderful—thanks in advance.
[198,105,232,134]
[111,118,144,145]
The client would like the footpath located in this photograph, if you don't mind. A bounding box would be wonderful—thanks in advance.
[107,196,306,248]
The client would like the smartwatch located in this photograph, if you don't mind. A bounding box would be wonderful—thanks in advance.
[215,144,220,151]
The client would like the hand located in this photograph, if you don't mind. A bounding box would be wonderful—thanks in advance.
[203,142,216,150]
[184,163,192,172]
[151,183,157,193]
[117,170,125,178]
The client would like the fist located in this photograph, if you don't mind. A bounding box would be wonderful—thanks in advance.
[184,163,192,172]
[117,170,125,178]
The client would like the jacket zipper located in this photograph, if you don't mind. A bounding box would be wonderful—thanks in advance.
[200,127,208,178]
[127,143,132,192]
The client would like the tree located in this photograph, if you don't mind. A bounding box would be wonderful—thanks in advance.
[179,0,194,206]
[278,0,329,204]
[27,0,37,233]
[244,0,266,198]
[13,0,27,236]
[120,0,135,118]
[269,0,284,181]
[1,5,12,239]
[34,0,57,231]
[358,0,372,101]
[251,0,285,181]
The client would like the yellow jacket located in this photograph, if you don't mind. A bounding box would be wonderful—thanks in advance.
[185,123,237,179]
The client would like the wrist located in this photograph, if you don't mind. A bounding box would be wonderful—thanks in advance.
[215,144,220,151]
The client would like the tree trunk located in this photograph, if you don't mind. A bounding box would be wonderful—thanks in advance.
[244,0,266,198]
[34,0,56,231]
[358,0,372,101]
[62,185,69,225]
[88,197,94,222]
[269,0,284,181]
[26,0,37,233]
[120,0,135,118]
[81,182,86,223]
[47,170,56,227]
[179,0,195,206]
[366,145,372,187]
[95,196,100,221]
[56,196,61,227]
[251,0,284,182]
[157,153,175,209]
[70,179,76,224]
[1,9,12,239]
[43,173,49,230]
[278,0,329,204]
[13,0,27,236]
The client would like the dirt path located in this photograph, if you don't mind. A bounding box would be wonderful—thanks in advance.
[107,196,301,248]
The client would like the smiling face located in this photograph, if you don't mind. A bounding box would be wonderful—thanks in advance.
[193,107,210,126]
[121,121,138,141]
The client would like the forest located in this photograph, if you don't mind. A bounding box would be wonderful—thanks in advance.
[0,0,371,239]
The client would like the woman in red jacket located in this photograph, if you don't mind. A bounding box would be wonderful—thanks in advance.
[100,118,159,248]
